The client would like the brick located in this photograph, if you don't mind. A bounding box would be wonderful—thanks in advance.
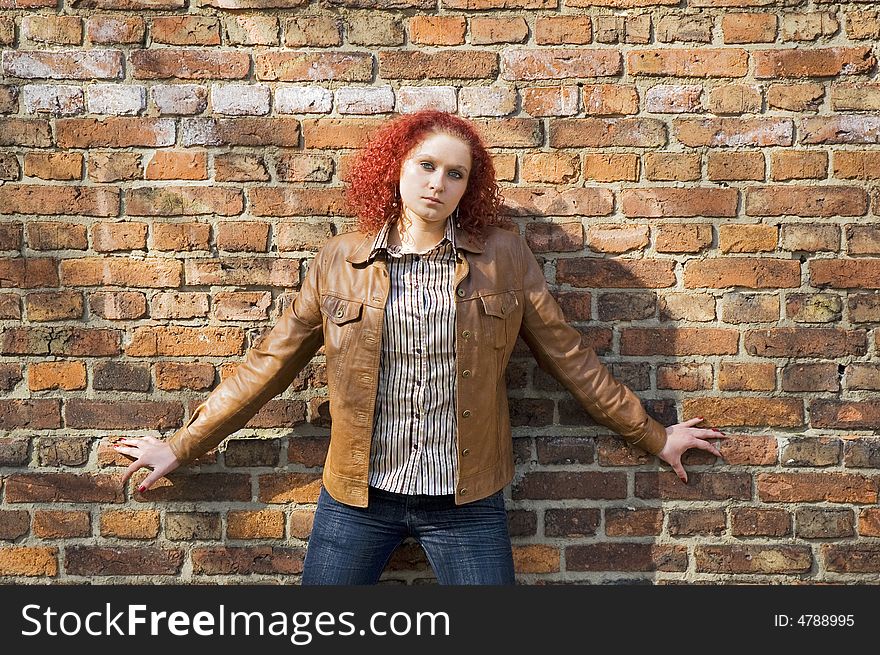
[100,509,160,539]
[849,293,880,323]
[32,511,90,538]
[28,360,86,391]
[192,546,303,575]
[214,153,270,182]
[397,85,457,114]
[619,328,738,356]
[685,397,803,428]
[847,10,880,40]
[771,150,828,180]
[212,83,270,116]
[249,188,350,217]
[88,151,143,183]
[834,151,880,180]
[0,294,19,319]
[628,49,748,77]
[130,49,247,79]
[0,222,22,250]
[645,84,703,113]
[127,186,242,216]
[0,510,29,540]
[1,327,51,355]
[731,507,791,537]
[595,292,653,321]
[145,150,208,180]
[0,185,118,216]
[380,50,496,80]
[845,363,880,391]
[275,153,333,182]
[593,13,651,44]
[152,222,211,251]
[0,88,18,116]
[407,16,465,45]
[636,471,751,501]
[223,439,281,467]
[20,85,84,116]
[502,49,619,80]
[832,84,880,111]
[287,436,329,468]
[512,472,627,500]
[225,14,279,46]
[588,225,650,254]
[604,507,662,537]
[781,435,842,466]
[152,16,220,45]
[154,361,214,391]
[859,509,880,537]
[275,87,332,114]
[216,221,270,252]
[0,547,58,576]
[283,17,340,47]
[520,152,579,184]
[66,546,183,576]
[644,153,701,182]
[346,11,403,46]
[675,118,793,147]
[165,512,221,541]
[668,509,726,536]
[258,52,374,82]
[60,257,181,287]
[747,186,867,216]
[26,221,88,250]
[781,12,840,42]
[767,83,824,111]
[722,13,777,43]
[93,361,150,391]
[566,543,687,572]
[458,86,516,117]
[695,545,811,574]
[227,509,285,539]
[534,16,592,45]
[779,223,838,251]
[0,118,52,146]
[470,16,528,44]
[152,84,208,115]
[717,224,776,253]
[719,362,776,392]
[708,84,762,114]
[181,117,301,147]
[86,16,145,45]
[213,291,272,321]
[0,399,61,430]
[57,117,174,148]
[0,364,23,391]
[336,85,394,114]
[25,290,83,321]
[36,436,90,467]
[755,47,875,78]
[823,545,880,573]
[89,291,147,320]
[522,86,578,117]
[582,84,639,115]
[557,258,675,289]
[758,472,876,503]
[513,545,559,574]
[23,152,83,180]
[136,473,251,502]
[86,83,146,115]
[810,259,880,288]
[91,222,146,252]
[785,293,843,324]
[746,327,866,358]
[125,325,244,357]
[535,436,595,466]
[657,363,712,391]
[258,472,322,504]
[5,473,122,503]
[811,399,880,430]
[622,188,737,218]
[502,187,613,217]
[550,118,666,147]
[4,49,122,79]
[184,258,300,288]
[708,151,765,181]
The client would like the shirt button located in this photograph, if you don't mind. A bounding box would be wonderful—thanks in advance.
[456,288,465,297]
[461,370,471,378]
[462,409,471,418]
[461,448,470,456]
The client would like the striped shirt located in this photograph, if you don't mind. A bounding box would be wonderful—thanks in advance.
[367,219,459,495]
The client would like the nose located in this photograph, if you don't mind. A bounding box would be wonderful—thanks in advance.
[428,169,444,192]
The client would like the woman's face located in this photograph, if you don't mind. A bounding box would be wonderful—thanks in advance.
[398,131,472,230]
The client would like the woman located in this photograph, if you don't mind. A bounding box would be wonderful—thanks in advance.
[115,109,726,584]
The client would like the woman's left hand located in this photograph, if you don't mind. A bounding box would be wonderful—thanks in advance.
[657,417,726,484]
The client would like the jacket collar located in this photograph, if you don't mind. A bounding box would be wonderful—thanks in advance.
[346,220,484,264]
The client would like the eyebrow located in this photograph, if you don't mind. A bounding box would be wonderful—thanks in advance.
[412,153,470,174]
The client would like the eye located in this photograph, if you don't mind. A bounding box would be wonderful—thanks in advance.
[420,161,434,170]
[449,170,463,179]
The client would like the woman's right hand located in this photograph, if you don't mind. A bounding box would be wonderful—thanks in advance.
[113,435,180,492]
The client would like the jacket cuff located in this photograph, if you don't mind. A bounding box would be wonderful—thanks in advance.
[166,426,194,466]
[628,416,668,456]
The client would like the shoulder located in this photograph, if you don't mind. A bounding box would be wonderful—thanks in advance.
[481,225,528,258]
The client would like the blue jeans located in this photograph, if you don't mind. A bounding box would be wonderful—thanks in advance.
[301,486,515,585]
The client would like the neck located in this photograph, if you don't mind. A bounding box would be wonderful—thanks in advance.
[390,214,447,252]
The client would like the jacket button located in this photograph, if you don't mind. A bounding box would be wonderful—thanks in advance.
[335,308,344,318]
[461,448,470,456]
[462,369,471,378]
[462,409,471,418]
[456,288,465,297]
[462,330,470,339]
[459,487,468,496]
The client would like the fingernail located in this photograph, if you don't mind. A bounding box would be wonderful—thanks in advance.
[138,485,145,493]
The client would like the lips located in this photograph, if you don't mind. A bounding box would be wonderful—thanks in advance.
[423,196,442,204]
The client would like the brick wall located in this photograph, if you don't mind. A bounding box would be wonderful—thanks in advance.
[1,0,879,584]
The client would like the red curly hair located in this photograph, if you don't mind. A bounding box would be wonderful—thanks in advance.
[344,110,503,242]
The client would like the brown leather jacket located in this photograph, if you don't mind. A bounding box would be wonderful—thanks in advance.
[167,224,668,507]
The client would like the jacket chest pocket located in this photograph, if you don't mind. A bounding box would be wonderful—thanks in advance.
[480,291,519,350]
[320,296,364,373]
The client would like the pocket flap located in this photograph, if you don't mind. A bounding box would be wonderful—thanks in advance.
[321,296,363,325]
[481,292,517,318]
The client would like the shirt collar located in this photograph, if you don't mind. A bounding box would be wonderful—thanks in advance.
[368,218,457,260]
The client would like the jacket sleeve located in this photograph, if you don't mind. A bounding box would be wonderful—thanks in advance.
[166,250,325,465]
[516,235,668,455]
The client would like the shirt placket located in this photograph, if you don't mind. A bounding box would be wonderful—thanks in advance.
[403,252,428,492]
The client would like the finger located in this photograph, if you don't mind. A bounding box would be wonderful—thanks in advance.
[113,445,139,458]
[120,460,143,487]
[138,469,165,493]
[693,439,723,458]
[685,417,704,426]
[674,463,687,484]
[703,430,730,440]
